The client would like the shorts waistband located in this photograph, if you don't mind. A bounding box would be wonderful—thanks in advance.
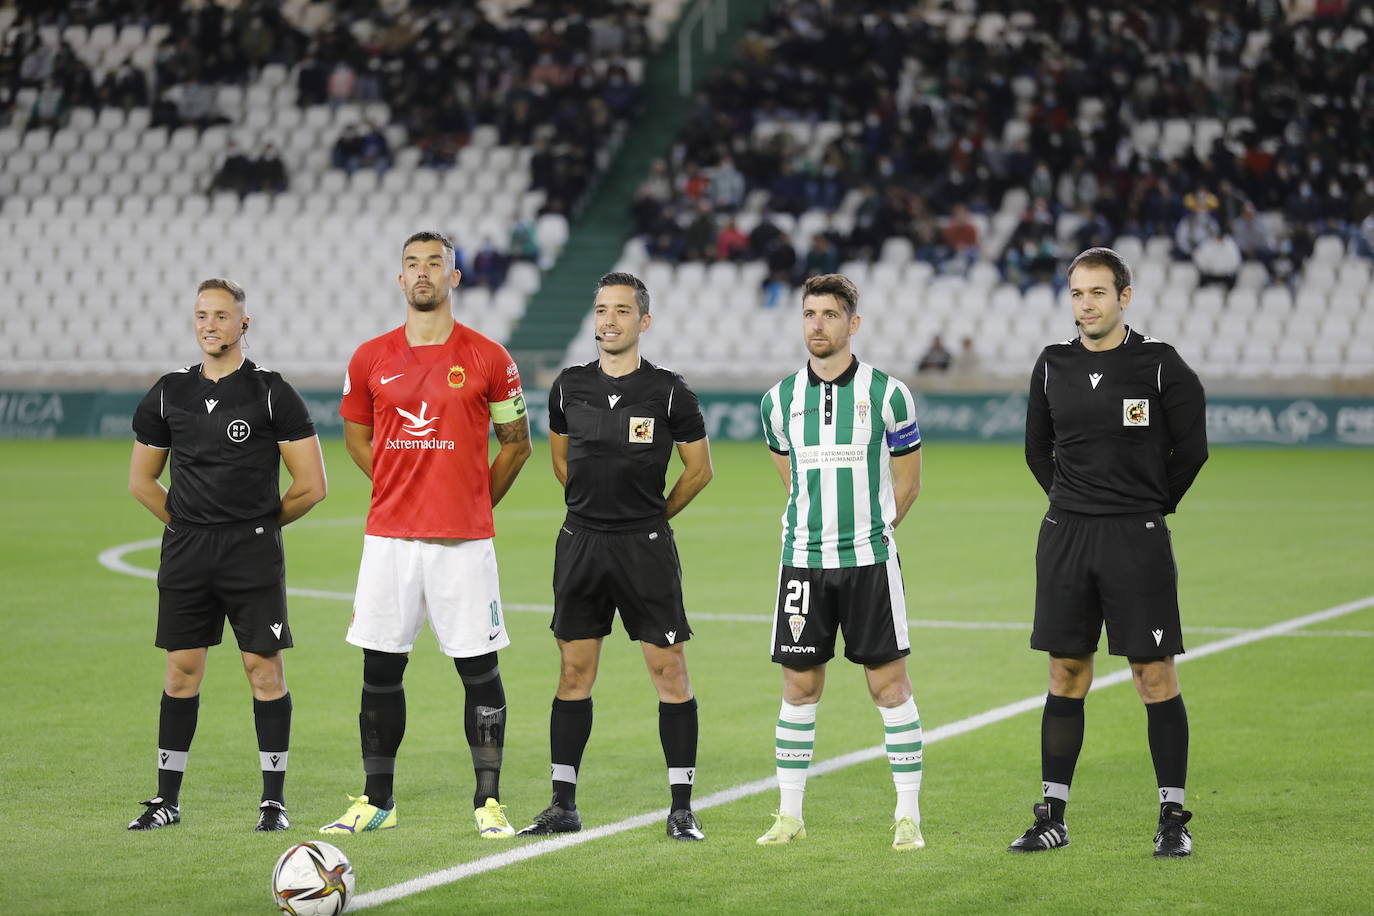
[1047,506,1163,522]
[562,514,666,535]
[168,515,278,532]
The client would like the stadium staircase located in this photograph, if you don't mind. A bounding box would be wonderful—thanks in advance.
[506,0,770,379]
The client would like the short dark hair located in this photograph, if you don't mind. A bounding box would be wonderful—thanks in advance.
[1067,247,1133,296]
[402,230,455,258]
[595,271,650,316]
[802,273,859,316]
[197,277,246,305]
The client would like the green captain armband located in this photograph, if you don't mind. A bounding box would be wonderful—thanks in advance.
[490,393,527,424]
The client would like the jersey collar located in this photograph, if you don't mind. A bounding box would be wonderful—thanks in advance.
[1076,325,1136,351]
[806,355,859,387]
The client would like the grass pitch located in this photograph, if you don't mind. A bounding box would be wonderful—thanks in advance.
[1,439,1371,914]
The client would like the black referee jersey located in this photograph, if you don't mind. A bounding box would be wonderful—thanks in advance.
[133,359,316,525]
[548,358,707,532]
[1025,326,1208,516]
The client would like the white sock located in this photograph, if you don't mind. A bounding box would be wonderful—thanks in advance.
[775,701,817,820]
[880,698,922,822]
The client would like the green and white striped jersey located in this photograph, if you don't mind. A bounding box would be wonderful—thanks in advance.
[760,357,921,569]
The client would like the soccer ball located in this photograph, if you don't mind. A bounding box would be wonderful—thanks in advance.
[271,841,355,915]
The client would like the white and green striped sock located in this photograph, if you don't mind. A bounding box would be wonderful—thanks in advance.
[880,699,923,822]
[775,701,817,819]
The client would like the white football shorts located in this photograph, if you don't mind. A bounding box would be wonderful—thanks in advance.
[347,535,510,658]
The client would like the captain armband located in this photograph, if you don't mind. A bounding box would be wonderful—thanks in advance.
[489,393,527,424]
[886,421,921,452]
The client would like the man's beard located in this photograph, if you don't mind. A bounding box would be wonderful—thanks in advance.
[409,290,444,311]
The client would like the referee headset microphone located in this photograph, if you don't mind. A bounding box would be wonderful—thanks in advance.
[219,319,250,353]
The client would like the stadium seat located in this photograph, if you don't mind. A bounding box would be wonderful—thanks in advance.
[1232,260,1268,290]
[1110,235,1144,264]
[181,195,210,220]
[1336,258,1371,288]
[879,236,914,264]
[1136,261,1168,291]
[1310,235,1345,265]
[20,131,51,156]
[1259,286,1294,313]
[1189,286,1225,316]
[1144,236,1172,262]
[1224,287,1260,316]
[17,173,47,197]
[535,213,570,267]
[96,107,126,131]
[1167,262,1200,291]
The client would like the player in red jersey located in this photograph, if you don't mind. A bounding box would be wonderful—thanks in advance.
[320,231,532,839]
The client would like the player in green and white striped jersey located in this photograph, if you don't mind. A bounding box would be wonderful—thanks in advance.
[755,274,927,851]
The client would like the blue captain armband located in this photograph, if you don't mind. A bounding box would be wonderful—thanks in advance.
[886,421,921,452]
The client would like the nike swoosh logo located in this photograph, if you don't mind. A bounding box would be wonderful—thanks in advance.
[380,374,404,384]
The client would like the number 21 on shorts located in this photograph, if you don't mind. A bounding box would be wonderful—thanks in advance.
[784,579,810,642]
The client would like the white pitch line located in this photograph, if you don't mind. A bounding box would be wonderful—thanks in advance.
[348,592,1374,911]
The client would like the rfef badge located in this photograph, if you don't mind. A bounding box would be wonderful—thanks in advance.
[1123,399,1150,426]
[629,416,655,443]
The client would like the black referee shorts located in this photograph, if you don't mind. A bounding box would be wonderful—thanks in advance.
[156,517,292,654]
[1032,508,1183,658]
[551,523,691,647]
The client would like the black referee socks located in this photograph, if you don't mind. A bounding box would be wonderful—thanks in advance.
[550,696,593,810]
[1041,693,1085,821]
[659,697,699,811]
[1146,693,1189,812]
[156,692,199,806]
[253,693,292,804]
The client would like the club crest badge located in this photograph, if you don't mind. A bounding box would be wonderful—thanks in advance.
[1123,399,1149,426]
[448,365,466,388]
[856,400,870,425]
[629,416,654,443]
[788,614,806,642]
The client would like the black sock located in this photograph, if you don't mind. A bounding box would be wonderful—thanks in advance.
[550,696,594,810]
[157,692,199,805]
[361,650,408,807]
[1146,694,1189,813]
[1041,693,1084,822]
[253,693,292,804]
[659,697,698,811]
[456,654,506,809]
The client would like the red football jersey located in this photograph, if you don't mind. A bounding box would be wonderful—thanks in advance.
[340,323,523,538]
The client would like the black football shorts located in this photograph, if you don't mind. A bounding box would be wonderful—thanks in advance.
[1032,508,1183,657]
[771,558,910,666]
[156,518,292,654]
[551,523,691,647]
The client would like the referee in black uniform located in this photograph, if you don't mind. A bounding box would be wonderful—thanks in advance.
[126,278,327,832]
[1007,247,1208,858]
[517,272,714,841]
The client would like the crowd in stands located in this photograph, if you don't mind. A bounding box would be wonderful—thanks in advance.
[209,139,289,196]
[632,0,1374,289]
[0,1,304,130]
[3,0,652,222]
